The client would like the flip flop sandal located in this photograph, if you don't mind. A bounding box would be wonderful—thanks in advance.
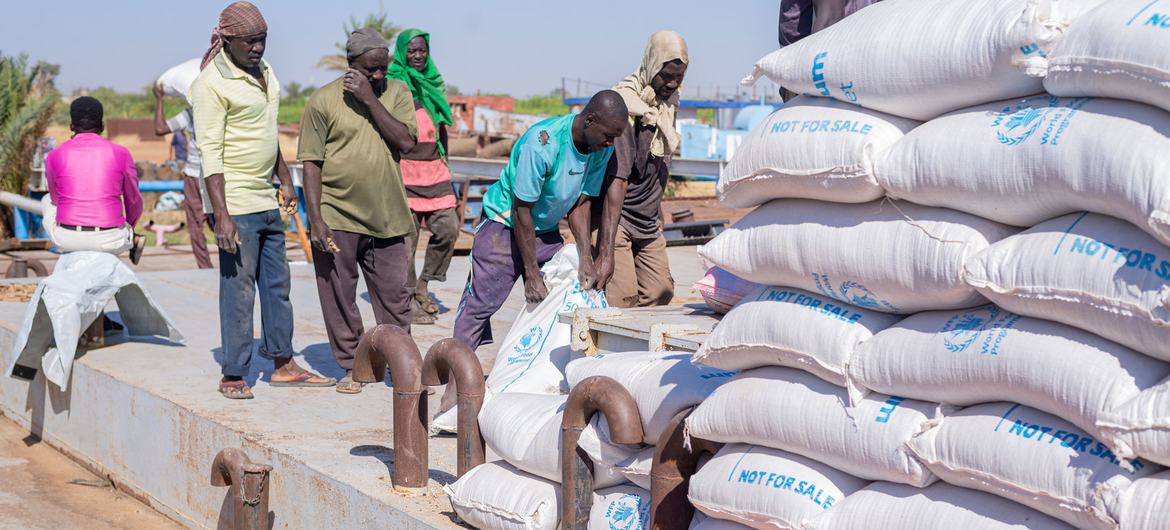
[335,373,366,394]
[270,370,336,388]
[219,380,254,400]
[414,293,440,315]
[129,234,146,265]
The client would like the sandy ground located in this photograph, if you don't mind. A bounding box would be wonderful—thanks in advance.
[0,416,180,530]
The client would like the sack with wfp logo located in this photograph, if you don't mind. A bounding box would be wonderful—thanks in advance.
[964,212,1170,361]
[685,367,941,486]
[590,486,651,530]
[698,199,1016,314]
[742,0,1108,121]
[717,96,919,208]
[432,245,607,432]
[478,392,641,489]
[1043,0,1170,114]
[804,482,1076,530]
[1110,471,1170,530]
[694,285,901,387]
[565,351,735,444]
[1098,377,1170,467]
[907,403,1163,530]
[688,443,870,529]
[443,461,559,530]
[848,306,1170,442]
[875,95,1170,246]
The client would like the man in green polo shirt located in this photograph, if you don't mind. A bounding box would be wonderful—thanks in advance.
[299,29,420,394]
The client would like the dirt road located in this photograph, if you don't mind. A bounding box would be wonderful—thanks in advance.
[0,415,178,530]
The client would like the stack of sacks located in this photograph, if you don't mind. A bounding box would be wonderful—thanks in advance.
[433,245,607,433]
[446,352,732,529]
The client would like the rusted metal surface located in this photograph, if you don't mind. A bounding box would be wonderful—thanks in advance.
[210,448,272,530]
[420,338,485,478]
[649,409,722,530]
[351,324,428,494]
[561,376,644,530]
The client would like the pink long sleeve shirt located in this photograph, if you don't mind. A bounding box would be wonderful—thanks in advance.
[44,133,142,228]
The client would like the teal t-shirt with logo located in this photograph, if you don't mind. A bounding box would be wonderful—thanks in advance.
[481,113,613,234]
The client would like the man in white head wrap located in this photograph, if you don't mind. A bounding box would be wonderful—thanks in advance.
[594,30,688,308]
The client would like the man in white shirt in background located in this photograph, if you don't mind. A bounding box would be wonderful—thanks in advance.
[154,82,214,269]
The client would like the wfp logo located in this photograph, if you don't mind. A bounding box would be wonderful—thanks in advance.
[604,494,649,530]
[506,326,544,365]
[811,52,830,96]
[990,96,1059,146]
[840,281,880,310]
[941,306,999,353]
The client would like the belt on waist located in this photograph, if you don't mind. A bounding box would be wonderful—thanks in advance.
[58,223,122,232]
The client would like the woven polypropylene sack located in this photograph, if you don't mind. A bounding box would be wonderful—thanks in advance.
[444,461,559,530]
[964,212,1170,361]
[717,96,918,208]
[699,199,1016,314]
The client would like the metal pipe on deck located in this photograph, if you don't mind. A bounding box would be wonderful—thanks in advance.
[561,376,644,530]
[210,448,273,530]
[649,408,722,530]
[351,324,428,494]
[420,338,485,477]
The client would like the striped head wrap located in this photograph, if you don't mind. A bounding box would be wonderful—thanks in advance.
[200,1,268,70]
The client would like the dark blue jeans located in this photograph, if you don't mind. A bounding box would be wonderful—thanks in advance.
[218,209,294,377]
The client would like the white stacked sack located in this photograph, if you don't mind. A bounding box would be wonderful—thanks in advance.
[876,95,1170,246]
[848,305,1170,441]
[444,461,560,530]
[805,482,1075,530]
[1110,471,1170,530]
[478,392,646,489]
[694,285,900,386]
[688,443,869,529]
[699,199,1016,314]
[433,246,606,432]
[717,96,918,207]
[565,351,734,445]
[742,0,1107,120]
[906,403,1163,530]
[1044,0,1170,114]
[590,485,651,530]
[964,212,1170,361]
[1099,377,1170,466]
[686,367,940,486]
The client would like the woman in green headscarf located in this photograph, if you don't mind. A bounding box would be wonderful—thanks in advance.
[390,28,460,325]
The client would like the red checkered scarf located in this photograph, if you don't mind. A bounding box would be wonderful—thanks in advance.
[200,1,268,70]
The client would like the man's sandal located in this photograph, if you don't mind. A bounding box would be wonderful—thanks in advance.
[219,380,254,400]
[336,372,366,394]
[270,370,336,388]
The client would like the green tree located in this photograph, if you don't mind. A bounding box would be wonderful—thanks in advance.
[0,53,58,237]
[317,11,401,72]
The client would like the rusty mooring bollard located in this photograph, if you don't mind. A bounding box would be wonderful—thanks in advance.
[420,338,485,478]
[351,324,428,494]
[561,376,644,530]
[649,408,722,530]
[5,257,46,278]
[210,448,272,530]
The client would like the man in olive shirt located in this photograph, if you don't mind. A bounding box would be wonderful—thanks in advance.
[298,29,419,394]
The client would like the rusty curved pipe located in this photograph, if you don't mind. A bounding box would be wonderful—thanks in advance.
[210,448,272,530]
[351,324,427,493]
[421,338,485,477]
[648,408,722,530]
[561,375,645,530]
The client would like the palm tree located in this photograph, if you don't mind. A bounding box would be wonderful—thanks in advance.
[0,53,58,237]
[317,11,401,72]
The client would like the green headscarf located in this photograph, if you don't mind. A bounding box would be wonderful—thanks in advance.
[387,28,453,157]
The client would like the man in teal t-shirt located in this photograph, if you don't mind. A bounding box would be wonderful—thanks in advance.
[454,90,628,351]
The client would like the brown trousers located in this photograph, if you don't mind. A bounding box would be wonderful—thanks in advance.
[605,225,674,308]
[182,176,213,269]
[312,230,411,370]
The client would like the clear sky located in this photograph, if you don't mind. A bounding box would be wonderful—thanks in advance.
[1,0,782,99]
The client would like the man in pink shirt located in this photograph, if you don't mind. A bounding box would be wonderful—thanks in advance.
[43,97,145,263]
